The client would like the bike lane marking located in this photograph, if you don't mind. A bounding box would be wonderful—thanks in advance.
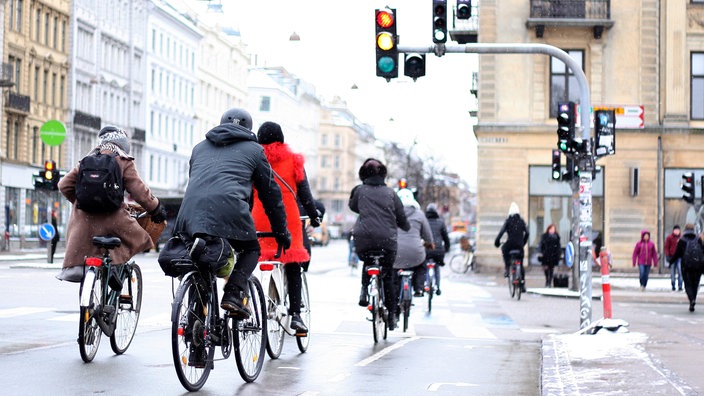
[353,336,420,367]
[0,307,52,318]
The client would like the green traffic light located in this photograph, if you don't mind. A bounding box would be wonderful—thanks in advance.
[378,56,395,73]
[552,170,561,180]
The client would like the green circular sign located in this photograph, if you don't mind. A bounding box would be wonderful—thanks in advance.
[40,120,66,146]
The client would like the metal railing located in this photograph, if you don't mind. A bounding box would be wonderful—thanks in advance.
[6,91,30,112]
[530,0,610,20]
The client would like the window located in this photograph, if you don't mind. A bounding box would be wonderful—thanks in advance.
[334,134,341,147]
[321,155,328,168]
[31,126,38,163]
[33,66,39,99]
[61,20,66,51]
[692,53,704,120]
[44,12,49,45]
[550,49,584,117]
[16,0,23,32]
[53,16,58,48]
[59,75,64,107]
[52,73,56,106]
[334,155,340,169]
[10,56,21,93]
[43,69,48,103]
[9,0,14,31]
[35,8,40,41]
[321,133,328,146]
[259,96,271,112]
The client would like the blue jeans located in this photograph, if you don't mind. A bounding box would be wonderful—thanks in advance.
[670,258,683,290]
[638,264,652,288]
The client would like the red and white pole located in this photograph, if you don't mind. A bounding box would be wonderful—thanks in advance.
[599,249,612,319]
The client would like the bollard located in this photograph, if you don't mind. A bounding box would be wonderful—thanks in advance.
[599,248,612,319]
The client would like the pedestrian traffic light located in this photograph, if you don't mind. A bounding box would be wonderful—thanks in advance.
[432,0,447,44]
[375,7,398,81]
[404,53,426,81]
[551,149,561,181]
[682,172,695,204]
[456,0,472,19]
[556,102,576,154]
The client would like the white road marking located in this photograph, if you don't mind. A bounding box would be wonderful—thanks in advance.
[0,307,52,318]
[354,336,420,367]
[427,382,478,391]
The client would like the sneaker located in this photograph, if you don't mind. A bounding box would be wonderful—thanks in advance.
[221,288,250,319]
[436,289,442,296]
[358,287,368,307]
[690,302,696,312]
[56,266,85,283]
[189,237,206,261]
[188,345,206,368]
[290,313,308,334]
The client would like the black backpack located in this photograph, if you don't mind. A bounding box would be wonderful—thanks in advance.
[75,152,124,213]
[683,237,704,270]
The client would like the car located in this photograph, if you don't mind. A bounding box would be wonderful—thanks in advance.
[309,222,329,246]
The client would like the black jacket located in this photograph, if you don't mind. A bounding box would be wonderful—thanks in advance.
[425,207,450,256]
[539,232,561,267]
[174,123,287,241]
[671,229,698,267]
[349,176,410,254]
[495,214,529,253]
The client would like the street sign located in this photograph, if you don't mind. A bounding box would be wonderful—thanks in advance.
[40,120,67,146]
[592,105,644,129]
[38,223,56,241]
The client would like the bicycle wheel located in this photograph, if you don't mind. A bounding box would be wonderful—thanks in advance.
[426,268,435,313]
[234,276,267,383]
[296,272,311,353]
[516,266,523,301]
[449,254,468,274]
[265,279,285,359]
[79,269,103,363]
[402,299,410,333]
[508,269,516,298]
[171,273,213,392]
[371,293,386,343]
[110,263,142,355]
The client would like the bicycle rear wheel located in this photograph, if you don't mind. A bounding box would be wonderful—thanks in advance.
[508,269,517,298]
[516,266,523,301]
[402,299,410,333]
[234,276,267,383]
[449,254,468,274]
[265,280,285,359]
[79,269,103,363]
[171,273,213,392]
[426,269,435,313]
[296,272,311,353]
[110,263,142,355]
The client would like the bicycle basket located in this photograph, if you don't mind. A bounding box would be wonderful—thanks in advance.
[128,203,166,247]
[460,236,471,252]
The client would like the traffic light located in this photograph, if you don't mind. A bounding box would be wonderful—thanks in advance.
[404,53,426,81]
[375,7,398,81]
[594,109,616,157]
[398,178,408,189]
[551,149,561,181]
[432,0,447,44]
[556,102,576,154]
[457,0,472,19]
[44,160,59,190]
[682,172,695,204]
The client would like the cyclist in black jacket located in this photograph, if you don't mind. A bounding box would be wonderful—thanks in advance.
[494,202,529,282]
[425,203,450,295]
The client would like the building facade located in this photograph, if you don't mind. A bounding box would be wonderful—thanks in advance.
[474,0,704,271]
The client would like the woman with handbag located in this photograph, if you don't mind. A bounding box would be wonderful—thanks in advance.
[539,224,561,288]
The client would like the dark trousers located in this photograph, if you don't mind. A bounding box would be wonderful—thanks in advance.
[543,264,555,286]
[683,266,703,304]
[285,263,303,314]
[225,239,261,293]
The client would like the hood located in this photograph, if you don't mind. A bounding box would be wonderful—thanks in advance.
[508,202,520,216]
[397,188,420,209]
[682,229,697,240]
[404,205,418,217]
[640,230,651,240]
[425,206,439,219]
[205,123,257,146]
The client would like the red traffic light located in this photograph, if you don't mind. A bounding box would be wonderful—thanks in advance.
[44,160,55,171]
[398,178,408,189]
[376,9,394,28]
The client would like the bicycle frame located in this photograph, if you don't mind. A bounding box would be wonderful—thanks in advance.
[258,261,297,336]
[80,252,131,337]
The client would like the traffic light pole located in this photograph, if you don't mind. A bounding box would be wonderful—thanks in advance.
[398,43,595,330]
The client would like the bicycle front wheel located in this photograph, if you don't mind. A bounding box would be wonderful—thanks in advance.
[449,254,468,274]
[234,276,267,383]
[171,273,213,392]
[296,272,311,353]
[265,279,285,359]
[79,269,103,363]
[110,263,142,355]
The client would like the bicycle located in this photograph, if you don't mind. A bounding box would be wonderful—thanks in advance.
[397,268,414,332]
[449,243,476,274]
[78,236,143,363]
[256,232,311,359]
[169,242,267,391]
[424,259,437,313]
[507,249,524,300]
[364,252,388,343]
[348,236,360,274]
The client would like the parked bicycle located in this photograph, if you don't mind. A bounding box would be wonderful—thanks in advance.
[364,252,388,343]
[169,241,267,391]
[256,232,311,359]
[397,268,414,332]
[78,236,143,363]
[449,240,476,274]
[507,249,525,300]
[424,258,437,313]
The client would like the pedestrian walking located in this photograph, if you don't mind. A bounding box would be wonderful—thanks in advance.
[670,224,704,312]
[632,229,658,291]
[539,224,561,288]
[665,225,683,291]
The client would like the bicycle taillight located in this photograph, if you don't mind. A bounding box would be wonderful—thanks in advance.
[367,267,380,276]
[259,263,274,271]
[85,257,102,267]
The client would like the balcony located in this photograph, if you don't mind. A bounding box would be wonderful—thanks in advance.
[5,91,30,113]
[74,111,101,130]
[0,63,13,88]
[527,0,613,39]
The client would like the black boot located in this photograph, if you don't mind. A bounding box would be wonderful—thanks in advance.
[359,286,368,307]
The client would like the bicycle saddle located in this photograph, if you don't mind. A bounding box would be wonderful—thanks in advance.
[365,250,385,259]
[92,236,122,249]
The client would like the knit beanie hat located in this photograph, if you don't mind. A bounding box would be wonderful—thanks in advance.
[257,121,284,145]
[98,126,130,153]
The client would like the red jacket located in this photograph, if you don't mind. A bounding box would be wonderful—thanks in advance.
[252,143,310,263]
[664,232,680,258]
[632,230,658,267]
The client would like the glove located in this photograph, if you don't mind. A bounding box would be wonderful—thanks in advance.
[275,230,292,250]
[309,216,321,228]
[149,203,167,224]
[494,239,501,248]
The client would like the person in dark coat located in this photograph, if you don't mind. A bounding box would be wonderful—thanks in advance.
[539,223,561,287]
[174,108,290,319]
[670,223,701,311]
[494,202,529,286]
[393,189,434,298]
[349,158,410,330]
[57,126,165,282]
[424,203,450,295]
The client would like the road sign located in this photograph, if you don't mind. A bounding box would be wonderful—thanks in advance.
[38,223,56,241]
[40,120,67,146]
[592,105,644,129]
